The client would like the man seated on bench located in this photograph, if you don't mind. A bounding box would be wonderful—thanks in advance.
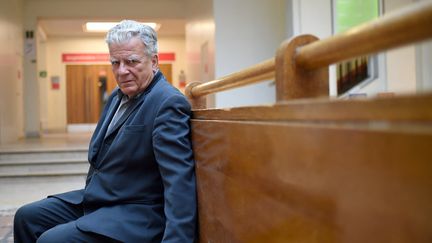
[14,20,197,243]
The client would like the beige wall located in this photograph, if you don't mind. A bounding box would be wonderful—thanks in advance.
[384,0,418,94]
[159,37,187,89]
[41,36,186,131]
[43,37,108,131]
[213,0,287,108]
[185,0,216,107]
[0,0,24,143]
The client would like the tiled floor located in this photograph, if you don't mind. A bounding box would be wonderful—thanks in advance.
[0,209,14,243]
[0,132,91,242]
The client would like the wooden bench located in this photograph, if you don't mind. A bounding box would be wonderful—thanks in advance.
[186,2,432,243]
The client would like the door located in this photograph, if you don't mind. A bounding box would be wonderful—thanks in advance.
[66,65,116,124]
[159,63,172,84]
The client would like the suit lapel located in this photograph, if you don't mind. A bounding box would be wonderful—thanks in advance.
[103,96,145,138]
[88,93,121,162]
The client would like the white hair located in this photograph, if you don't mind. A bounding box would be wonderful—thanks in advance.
[105,20,158,56]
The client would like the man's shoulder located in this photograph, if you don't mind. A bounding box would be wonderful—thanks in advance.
[152,74,188,101]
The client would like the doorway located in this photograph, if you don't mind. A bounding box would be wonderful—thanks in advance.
[159,63,173,84]
[66,63,173,124]
[66,65,116,124]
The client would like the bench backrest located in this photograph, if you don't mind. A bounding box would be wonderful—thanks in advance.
[191,95,432,242]
[187,2,432,242]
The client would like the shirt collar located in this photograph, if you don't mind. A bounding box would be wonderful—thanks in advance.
[116,88,144,101]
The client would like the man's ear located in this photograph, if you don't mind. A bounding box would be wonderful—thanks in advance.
[152,54,159,71]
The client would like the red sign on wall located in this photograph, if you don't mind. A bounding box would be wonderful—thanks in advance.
[62,52,176,63]
[158,53,176,61]
[62,53,109,62]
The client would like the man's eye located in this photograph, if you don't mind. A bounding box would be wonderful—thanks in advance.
[111,61,119,66]
[126,59,139,65]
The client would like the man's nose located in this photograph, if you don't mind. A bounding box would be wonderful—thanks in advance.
[118,62,130,74]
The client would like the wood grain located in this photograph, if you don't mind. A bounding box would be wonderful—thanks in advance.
[275,35,328,101]
[192,119,432,243]
[192,93,432,122]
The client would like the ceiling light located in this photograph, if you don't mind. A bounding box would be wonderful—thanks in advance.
[84,22,160,32]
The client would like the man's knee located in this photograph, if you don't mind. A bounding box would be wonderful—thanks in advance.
[14,202,46,243]
[14,202,39,226]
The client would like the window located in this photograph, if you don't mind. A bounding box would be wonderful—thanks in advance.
[333,0,381,96]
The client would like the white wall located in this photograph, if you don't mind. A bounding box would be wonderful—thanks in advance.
[384,0,418,94]
[416,40,432,91]
[185,0,216,107]
[213,0,287,108]
[42,36,186,131]
[37,28,48,133]
[0,0,24,143]
[292,0,333,38]
[159,37,187,89]
[416,0,432,91]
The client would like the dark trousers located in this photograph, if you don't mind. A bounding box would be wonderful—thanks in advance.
[13,197,118,243]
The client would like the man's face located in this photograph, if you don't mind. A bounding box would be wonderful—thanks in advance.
[108,37,158,97]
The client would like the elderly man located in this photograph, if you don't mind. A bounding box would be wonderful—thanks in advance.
[14,20,197,242]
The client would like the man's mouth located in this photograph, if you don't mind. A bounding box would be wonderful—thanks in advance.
[121,80,134,85]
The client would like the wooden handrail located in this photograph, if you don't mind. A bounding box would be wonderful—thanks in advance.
[187,59,275,98]
[186,1,432,102]
[296,1,432,70]
[186,58,275,98]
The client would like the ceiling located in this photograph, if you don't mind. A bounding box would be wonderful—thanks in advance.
[38,18,186,38]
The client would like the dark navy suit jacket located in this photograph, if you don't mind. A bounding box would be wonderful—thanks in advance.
[51,71,197,242]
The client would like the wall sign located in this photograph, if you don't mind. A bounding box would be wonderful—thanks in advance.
[51,76,60,90]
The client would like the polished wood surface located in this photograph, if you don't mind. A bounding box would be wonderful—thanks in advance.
[192,95,432,242]
[192,93,432,121]
[185,81,207,109]
[159,63,173,84]
[66,65,116,123]
[275,35,328,101]
[192,117,432,243]
[189,2,432,242]
[187,59,275,99]
[296,1,432,70]
[66,65,86,124]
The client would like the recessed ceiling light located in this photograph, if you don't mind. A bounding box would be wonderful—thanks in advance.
[84,22,160,32]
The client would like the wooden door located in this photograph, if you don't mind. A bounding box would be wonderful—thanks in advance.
[66,65,116,124]
[66,65,86,124]
[159,63,172,84]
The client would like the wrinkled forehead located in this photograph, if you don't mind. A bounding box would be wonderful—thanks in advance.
[108,38,147,58]
[108,37,145,50]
